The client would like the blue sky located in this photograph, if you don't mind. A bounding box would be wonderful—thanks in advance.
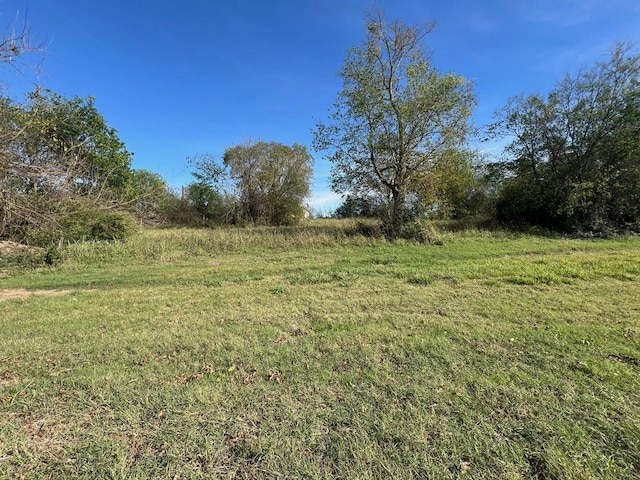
[2,0,639,213]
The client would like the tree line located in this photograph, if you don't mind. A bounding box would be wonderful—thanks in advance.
[0,85,314,243]
[0,14,314,244]
[316,11,640,238]
[1,9,638,247]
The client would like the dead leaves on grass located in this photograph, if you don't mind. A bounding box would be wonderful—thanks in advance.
[272,325,314,345]
[173,363,216,385]
[0,371,21,388]
[171,365,284,386]
[14,414,72,457]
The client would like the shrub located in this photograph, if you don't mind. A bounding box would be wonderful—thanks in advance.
[398,220,443,244]
[350,220,383,238]
[22,206,138,246]
[62,208,138,242]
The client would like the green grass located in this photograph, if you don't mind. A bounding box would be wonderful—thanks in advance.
[1,221,639,478]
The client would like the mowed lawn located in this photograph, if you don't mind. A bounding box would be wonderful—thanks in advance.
[1,222,639,479]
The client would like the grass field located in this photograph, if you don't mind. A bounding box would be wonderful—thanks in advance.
[1,220,639,479]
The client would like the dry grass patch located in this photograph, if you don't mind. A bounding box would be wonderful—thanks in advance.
[0,289,74,302]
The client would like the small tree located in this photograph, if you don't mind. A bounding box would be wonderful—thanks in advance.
[314,11,475,238]
[185,181,233,224]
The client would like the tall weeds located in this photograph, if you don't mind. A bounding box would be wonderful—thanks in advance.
[61,219,382,264]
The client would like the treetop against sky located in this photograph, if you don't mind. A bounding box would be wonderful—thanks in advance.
[2,0,639,211]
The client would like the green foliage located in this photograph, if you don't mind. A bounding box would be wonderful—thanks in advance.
[61,207,137,242]
[462,161,506,218]
[333,195,385,219]
[185,181,233,224]
[412,149,477,218]
[0,88,142,242]
[314,11,476,238]
[20,202,138,246]
[190,141,314,226]
[0,245,51,270]
[492,44,640,234]
[350,219,384,238]
[397,219,443,244]
[125,169,179,223]
[3,194,139,247]
[223,141,313,225]
[43,245,63,266]
[17,88,133,195]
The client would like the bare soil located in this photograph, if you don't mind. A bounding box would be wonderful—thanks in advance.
[0,289,73,302]
[0,240,41,256]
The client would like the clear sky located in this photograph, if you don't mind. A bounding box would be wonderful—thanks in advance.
[2,0,639,213]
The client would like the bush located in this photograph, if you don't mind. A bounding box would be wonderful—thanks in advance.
[22,207,138,246]
[349,220,383,238]
[43,245,63,266]
[62,208,138,242]
[398,220,443,244]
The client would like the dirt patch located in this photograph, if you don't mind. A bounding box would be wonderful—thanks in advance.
[20,414,72,456]
[0,240,41,256]
[0,371,21,388]
[0,289,74,302]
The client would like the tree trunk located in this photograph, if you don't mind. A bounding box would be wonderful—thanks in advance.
[384,189,406,239]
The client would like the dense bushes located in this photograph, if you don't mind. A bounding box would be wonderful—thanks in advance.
[61,208,137,242]
[492,45,640,234]
[17,201,138,246]
[0,89,178,245]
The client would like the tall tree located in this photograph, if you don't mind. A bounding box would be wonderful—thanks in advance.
[491,44,640,233]
[313,11,475,238]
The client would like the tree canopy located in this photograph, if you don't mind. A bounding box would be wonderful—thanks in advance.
[314,11,476,238]
[5,9,638,239]
[491,44,640,234]
[190,140,313,226]
[0,88,137,242]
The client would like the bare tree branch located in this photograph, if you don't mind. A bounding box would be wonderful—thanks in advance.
[0,8,45,74]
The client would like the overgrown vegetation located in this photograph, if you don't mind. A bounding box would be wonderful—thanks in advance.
[4,10,639,246]
[0,88,174,245]
[319,16,639,239]
[1,6,638,479]
[491,44,640,235]
[1,223,639,478]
